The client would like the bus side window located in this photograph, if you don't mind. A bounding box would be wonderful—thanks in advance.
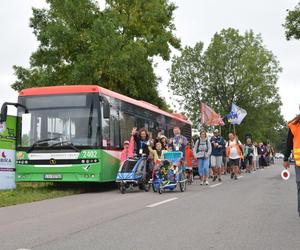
[110,114,121,149]
[101,110,110,148]
[100,96,121,149]
[120,112,135,147]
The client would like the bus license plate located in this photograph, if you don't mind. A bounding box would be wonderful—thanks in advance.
[44,174,62,180]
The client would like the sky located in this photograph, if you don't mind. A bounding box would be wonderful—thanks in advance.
[0,0,299,120]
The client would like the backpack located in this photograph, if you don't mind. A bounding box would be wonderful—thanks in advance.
[196,139,208,153]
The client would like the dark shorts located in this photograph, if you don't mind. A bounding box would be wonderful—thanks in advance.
[185,167,193,172]
[228,158,240,167]
[244,156,253,166]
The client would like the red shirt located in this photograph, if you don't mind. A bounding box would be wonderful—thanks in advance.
[185,147,196,167]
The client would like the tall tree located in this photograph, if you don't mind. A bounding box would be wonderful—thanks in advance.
[284,2,300,40]
[12,0,180,110]
[168,42,205,125]
[169,28,283,142]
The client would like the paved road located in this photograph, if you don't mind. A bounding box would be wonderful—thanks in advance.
[1,162,300,250]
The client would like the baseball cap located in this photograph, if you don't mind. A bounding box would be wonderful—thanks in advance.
[214,129,219,133]
[123,140,130,145]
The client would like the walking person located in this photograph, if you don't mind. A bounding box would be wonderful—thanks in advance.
[193,130,212,185]
[155,132,168,150]
[222,140,228,175]
[120,135,134,163]
[132,127,150,156]
[260,142,268,168]
[169,126,188,156]
[226,133,244,180]
[185,142,196,183]
[210,129,225,182]
[253,142,259,171]
[160,135,169,151]
[244,137,255,173]
[284,111,300,217]
[132,127,152,181]
[148,141,167,162]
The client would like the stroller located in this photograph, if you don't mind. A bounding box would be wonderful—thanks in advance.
[116,156,150,194]
[151,152,186,194]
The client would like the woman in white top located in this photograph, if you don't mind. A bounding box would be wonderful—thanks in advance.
[226,133,244,180]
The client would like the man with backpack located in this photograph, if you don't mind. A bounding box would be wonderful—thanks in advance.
[210,129,225,182]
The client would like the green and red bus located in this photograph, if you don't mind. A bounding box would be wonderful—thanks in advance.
[1,85,192,182]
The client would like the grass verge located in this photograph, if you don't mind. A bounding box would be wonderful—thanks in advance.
[0,182,86,207]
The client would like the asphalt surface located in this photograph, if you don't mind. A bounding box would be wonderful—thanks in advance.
[1,161,300,250]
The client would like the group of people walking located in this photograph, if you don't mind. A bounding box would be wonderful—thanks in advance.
[119,104,300,218]
[120,126,276,186]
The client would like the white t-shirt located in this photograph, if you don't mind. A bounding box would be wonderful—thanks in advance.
[227,140,242,159]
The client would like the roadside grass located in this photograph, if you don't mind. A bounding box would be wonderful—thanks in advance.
[0,182,116,208]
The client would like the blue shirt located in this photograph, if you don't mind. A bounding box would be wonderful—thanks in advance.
[210,136,225,156]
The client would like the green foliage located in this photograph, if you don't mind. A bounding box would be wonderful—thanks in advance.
[168,42,204,126]
[12,0,180,110]
[169,28,284,143]
[284,2,300,40]
[273,125,289,153]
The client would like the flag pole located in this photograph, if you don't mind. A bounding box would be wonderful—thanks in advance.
[233,124,236,135]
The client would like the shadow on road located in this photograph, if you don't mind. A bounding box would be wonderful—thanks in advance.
[52,182,118,193]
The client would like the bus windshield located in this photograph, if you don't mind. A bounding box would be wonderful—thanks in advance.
[17,94,99,149]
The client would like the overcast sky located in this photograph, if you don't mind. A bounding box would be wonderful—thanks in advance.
[0,0,299,120]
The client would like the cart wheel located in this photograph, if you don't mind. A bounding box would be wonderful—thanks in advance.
[180,181,186,192]
[120,184,126,194]
[188,174,193,185]
[138,183,145,190]
[186,174,190,185]
[158,188,163,194]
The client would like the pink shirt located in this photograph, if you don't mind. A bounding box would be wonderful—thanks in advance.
[120,136,134,162]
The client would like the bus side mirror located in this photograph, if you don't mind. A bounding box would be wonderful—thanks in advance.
[0,104,8,123]
[0,102,29,123]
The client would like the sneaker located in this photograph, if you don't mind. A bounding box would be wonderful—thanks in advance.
[205,180,209,185]
[212,176,217,182]
[218,177,222,182]
[231,173,234,179]
[200,181,203,186]
[234,175,238,180]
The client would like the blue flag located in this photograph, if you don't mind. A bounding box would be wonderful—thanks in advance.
[227,103,247,125]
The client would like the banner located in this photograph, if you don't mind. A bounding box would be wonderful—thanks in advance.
[0,115,17,190]
[227,103,247,125]
[200,103,224,126]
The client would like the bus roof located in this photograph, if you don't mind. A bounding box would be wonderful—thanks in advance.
[20,85,192,125]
